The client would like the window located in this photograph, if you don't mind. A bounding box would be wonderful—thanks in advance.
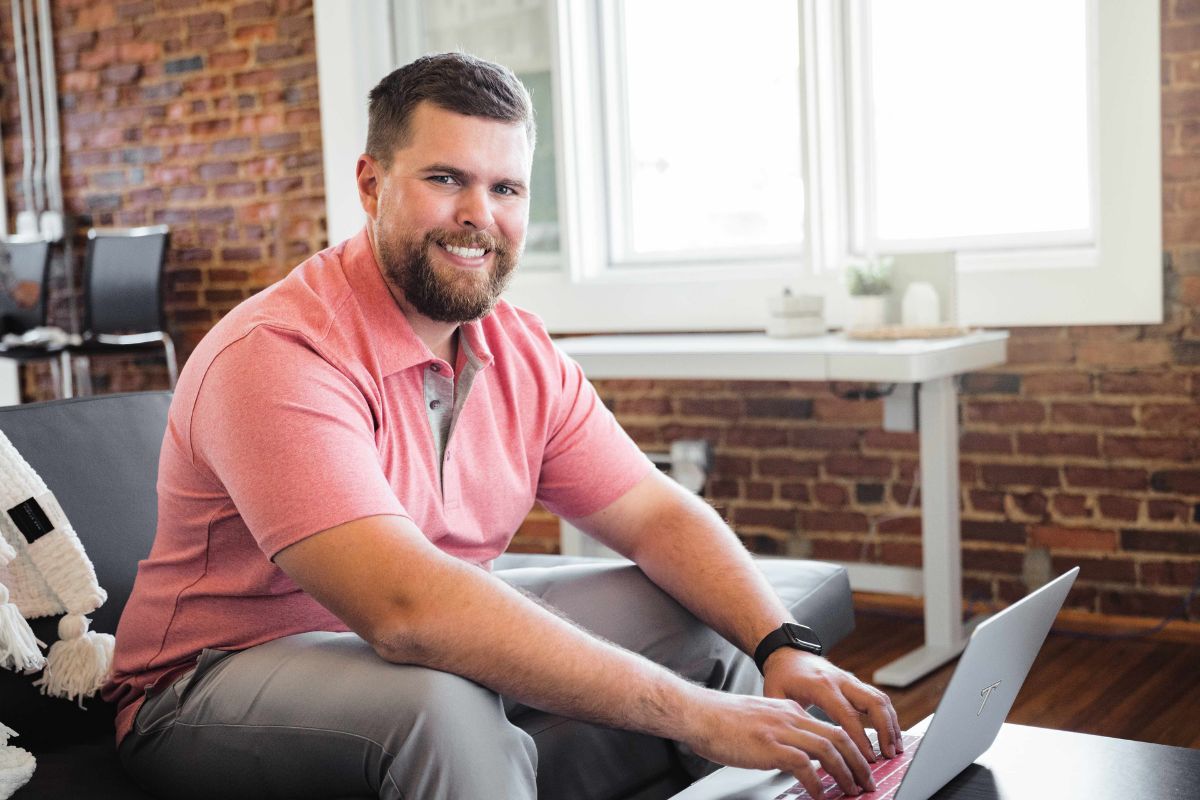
[604,1,804,262]
[315,0,1161,332]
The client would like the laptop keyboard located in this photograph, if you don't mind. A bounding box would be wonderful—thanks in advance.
[774,732,923,800]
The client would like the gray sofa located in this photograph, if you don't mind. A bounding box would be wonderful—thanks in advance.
[0,391,854,799]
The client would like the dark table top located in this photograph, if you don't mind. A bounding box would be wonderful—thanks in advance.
[939,723,1199,799]
[673,722,1200,799]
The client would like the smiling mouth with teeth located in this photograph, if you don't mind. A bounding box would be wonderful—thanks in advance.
[440,241,489,259]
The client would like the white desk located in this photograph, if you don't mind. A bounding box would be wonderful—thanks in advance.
[556,331,1009,687]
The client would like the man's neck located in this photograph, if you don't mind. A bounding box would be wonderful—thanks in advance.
[402,306,459,365]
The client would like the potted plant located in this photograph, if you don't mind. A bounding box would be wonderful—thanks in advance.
[845,255,892,330]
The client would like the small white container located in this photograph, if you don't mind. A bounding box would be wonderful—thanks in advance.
[767,291,824,317]
[847,295,887,330]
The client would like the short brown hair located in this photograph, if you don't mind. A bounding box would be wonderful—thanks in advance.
[366,52,536,166]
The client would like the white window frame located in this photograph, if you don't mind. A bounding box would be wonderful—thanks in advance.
[314,0,1161,333]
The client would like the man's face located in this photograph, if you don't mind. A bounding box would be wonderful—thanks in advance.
[360,101,532,323]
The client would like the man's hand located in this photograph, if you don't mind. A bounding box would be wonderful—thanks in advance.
[681,688,875,799]
[763,649,903,764]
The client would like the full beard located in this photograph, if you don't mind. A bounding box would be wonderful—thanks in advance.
[377,227,518,323]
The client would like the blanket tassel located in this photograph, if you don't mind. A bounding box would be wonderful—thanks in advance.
[0,585,44,674]
[33,613,113,705]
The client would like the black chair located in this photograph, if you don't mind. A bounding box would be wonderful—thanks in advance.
[66,226,175,395]
[0,236,72,398]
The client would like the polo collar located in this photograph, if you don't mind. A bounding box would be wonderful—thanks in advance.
[341,227,495,377]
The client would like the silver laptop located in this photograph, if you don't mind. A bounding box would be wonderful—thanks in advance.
[672,567,1079,800]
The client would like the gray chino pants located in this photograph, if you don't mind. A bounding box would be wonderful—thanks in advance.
[119,562,762,800]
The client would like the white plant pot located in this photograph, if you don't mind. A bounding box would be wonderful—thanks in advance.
[847,295,887,330]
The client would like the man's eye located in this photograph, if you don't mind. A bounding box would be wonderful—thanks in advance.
[429,175,458,186]
[494,185,517,196]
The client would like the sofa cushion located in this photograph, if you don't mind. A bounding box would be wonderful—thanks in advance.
[0,392,170,750]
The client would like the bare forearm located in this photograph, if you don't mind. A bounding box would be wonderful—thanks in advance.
[371,554,699,740]
[595,475,795,656]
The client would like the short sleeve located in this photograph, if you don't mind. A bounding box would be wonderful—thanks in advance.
[535,346,655,520]
[189,326,407,558]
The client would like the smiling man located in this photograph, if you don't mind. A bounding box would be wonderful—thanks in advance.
[104,53,900,800]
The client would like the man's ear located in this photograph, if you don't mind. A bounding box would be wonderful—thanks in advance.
[356,155,381,219]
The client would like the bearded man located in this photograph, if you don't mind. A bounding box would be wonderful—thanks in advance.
[104,52,900,800]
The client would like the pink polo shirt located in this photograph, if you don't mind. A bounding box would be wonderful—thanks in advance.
[103,229,654,745]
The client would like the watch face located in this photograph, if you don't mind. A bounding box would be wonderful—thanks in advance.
[784,623,821,651]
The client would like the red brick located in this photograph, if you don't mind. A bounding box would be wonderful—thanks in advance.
[220,246,262,261]
[1121,529,1200,554]
[678,398,739,418]
[1104,435,1200,461]
[1064,467,1148,491]
[1140,559,1200,588]
[614,397,672,416]
[725,428,788,448]
[788,428,860,451]
[960,432,1013,455]
[745,482,774,501]
[824,453,892,479]
[962,520,1027,544]
[813,483,848,507]
[1031,526,1118,552]
[879,541,920,567]
[1147,499,1190,522]
[1142,403,1200,432]
[1016,432,1099,458]
[1097,495,1141,522]
[1150,469,1200,494]
[876,516,921,536]
[980,464,1061,488]
[1007,492,1049,519]
[232,1,275,21]
[1006,339,1074,365]
[800,511,869,533]
[812,396,882,424]
[963,547,1024,574]
[1049,403,1136,428]
[969,490,1005,514]
[1021,372,1093,395]
[731,506,797,530]
[810,538,865,562]
[738,534,788,556]
[779,483,810,502]
[744,396,814,419]
[1051,493,1091,518]
[1054,556,1137,584]
[964,401,1045,425]
[758,458,820,478]
[1098,371,1189,397]
[862,431,917,451]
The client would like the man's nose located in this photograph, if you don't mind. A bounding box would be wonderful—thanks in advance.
[455,187,495,231]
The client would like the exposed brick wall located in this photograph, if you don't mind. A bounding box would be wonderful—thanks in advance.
[1,2,1195,621]
[0,0,326,395]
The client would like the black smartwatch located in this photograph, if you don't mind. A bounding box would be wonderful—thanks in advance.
[753,622,823,674]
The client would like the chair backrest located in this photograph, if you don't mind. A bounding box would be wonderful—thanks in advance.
[84,226,170,336]
[0,237,52,335]
[0,391,170,747]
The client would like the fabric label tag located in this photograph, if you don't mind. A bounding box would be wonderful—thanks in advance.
[7,497,55,543]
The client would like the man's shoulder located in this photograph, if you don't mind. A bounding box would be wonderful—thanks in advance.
[201,245,354,353]
[481,299,553,348]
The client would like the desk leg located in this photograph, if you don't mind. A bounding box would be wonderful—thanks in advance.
[874,376,969,687]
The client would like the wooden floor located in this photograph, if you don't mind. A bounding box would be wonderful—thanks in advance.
[827,608,1200,749]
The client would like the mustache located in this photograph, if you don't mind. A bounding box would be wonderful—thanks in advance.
[426,229,509,254]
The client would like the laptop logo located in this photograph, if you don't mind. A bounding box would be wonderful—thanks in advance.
[977,680,1002,716]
